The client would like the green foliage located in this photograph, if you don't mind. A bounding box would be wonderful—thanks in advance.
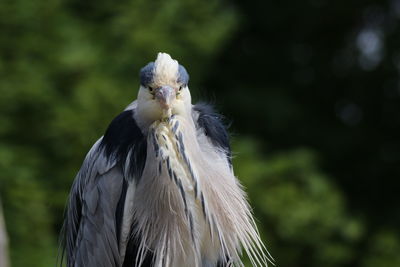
[362,229,400,267]
[233,139,396,267]
[360,228,400,267]
[0,146,54,267]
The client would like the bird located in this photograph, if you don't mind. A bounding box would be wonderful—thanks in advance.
[60,52,271,267]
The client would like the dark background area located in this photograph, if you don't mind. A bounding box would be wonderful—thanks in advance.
[209,0,400,227]
[0,0,399,266]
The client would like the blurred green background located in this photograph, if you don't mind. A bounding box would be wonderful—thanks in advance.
[1,0,400,266]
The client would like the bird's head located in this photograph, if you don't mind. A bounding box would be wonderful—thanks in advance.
[136,53,191,126]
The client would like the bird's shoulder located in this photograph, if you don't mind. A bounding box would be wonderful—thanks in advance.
[73,107,146,187]
[192,102,232,165]
[99,108,147,181]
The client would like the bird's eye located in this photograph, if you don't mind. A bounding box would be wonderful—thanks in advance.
[148,86,154,92]
[178,85,184,91]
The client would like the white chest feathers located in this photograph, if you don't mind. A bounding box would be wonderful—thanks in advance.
[129,115,270,267]
[153,117,218,266]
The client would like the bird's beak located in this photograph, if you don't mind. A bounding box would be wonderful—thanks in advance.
[155,86,175,110]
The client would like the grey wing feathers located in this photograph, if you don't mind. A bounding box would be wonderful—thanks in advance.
[74,167,123,267]
[60,109,147,267]
[63,139,123,267]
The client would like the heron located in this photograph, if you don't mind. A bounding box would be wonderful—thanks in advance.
[60,53,271,267]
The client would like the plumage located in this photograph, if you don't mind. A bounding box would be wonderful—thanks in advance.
[60,53,271,267]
